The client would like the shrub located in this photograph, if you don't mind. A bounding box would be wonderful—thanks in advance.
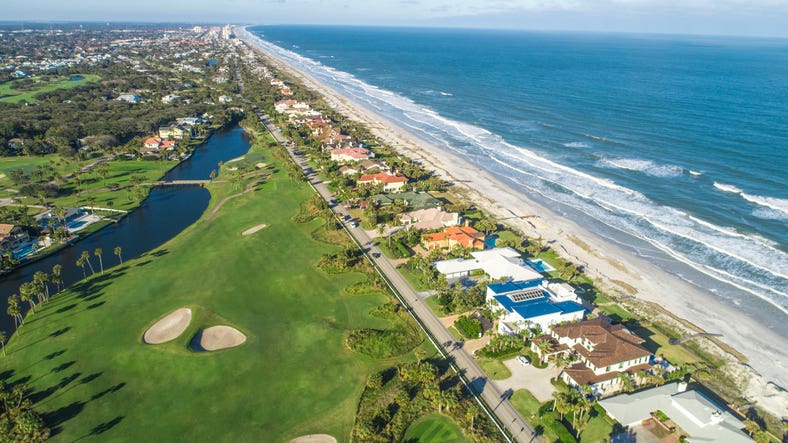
[455,315,482,339]
[478,334,523,358]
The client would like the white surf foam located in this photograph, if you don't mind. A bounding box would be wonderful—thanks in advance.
[599,157,683,178]
[246,31,788,317]
[563,141,590,148]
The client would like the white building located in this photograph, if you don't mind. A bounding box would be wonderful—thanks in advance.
[599,383,752,443]
[434,247,543,281]
[487,279,585,334]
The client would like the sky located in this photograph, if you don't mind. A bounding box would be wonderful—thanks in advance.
[6,0,788,38]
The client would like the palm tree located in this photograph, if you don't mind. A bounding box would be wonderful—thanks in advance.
[0,331,5,356]
[51,264,63,292]
[33,271,49,301]
[7,295,22,328]
[19,283,36,313]
[81,251,95,275]
[94,248,104,274]
[76,255,87,279]
[743,419,761,438]
[114,246,123,264]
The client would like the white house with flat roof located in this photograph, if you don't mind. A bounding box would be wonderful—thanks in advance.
[599,383,752,443]
[487,279,585,334]
[434,247,543,281]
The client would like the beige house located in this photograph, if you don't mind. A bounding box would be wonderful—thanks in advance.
[0,224,30,251]
[400,207,460,231]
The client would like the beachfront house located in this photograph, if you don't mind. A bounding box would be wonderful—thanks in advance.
[547,317,653,396]
[357,172,408,193]
[487,279,586,335]
[433,247,537,280]
[0,224,30,251]
[422,225,485,251]
[330,147,373,162]
[400,207,460,231]
[598,383,752,442]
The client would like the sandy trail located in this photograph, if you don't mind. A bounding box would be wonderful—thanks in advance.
[237,28,787,416]
[288,435,337,443]
[143,308,192,344]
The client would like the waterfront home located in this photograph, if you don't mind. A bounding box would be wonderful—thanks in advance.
[487,279,585,334]
[330,147,373,162]
[546,317,652,396]
[358,159,390,173]
[116,94,141,103]
[159,125,191,140]
[434,247,537,280]
[141,137,176,156]
[357,172,407,193]
[0,224,30,251]
[599,383,752,442]
[270,78,285,87]
[176,117,205,126]
[400,207,460,231]
[422,225,485,251]
[280,86,293,96]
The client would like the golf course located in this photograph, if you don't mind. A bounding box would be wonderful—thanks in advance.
[0,131,418,441]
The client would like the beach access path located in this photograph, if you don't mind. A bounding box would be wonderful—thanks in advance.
[260,113,539,443]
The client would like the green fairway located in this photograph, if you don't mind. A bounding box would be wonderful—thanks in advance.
[0,74,100,103]
[402,414,467,443]
[0,136,413,441]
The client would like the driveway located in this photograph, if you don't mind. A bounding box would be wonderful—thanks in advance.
[493,359,560,402]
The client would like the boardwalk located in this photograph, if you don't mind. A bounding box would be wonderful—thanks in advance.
[145,179,212,187]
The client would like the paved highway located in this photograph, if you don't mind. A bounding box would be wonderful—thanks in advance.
[259,113,541,442]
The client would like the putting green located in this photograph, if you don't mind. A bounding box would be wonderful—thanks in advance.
[401,414,468,443]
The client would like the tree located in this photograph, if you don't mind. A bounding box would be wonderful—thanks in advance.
[114,246,123,264]
[94,248,104,274]
[526,237,544,257]
[6,295,22,328]
[76,255,87,279]
[51,264,63,292]
[474,219,497,235]
[414,349,426,367]
[19,282,36,313]
[81,251,95,275]
[0,331,5,357]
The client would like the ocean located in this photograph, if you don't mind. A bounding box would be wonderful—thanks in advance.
[248,26,788,335]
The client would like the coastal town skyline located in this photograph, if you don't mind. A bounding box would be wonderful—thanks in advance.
[6,0,788,38]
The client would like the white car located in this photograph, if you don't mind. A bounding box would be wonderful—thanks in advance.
[516,355,530,366]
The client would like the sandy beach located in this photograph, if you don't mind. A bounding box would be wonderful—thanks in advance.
[237,27,787,418]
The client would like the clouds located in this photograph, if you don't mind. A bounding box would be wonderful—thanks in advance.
[5,0,788,37]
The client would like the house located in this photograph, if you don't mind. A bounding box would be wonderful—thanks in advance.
[330,147,372,162]
[159,125,191,140]
[140,137,176,156]
[116,94,140,103]
[400,207,460,231]
[434,247,539,280]
[161,94,180,104]
[0,224,30,251]
[358,159,390,173]
[548,317,652,396]
[487,280,585,334]
[599,383,752,443]
[270,78,285,87]
[280,86,293,95]
[176,117,204,126]
[339,165,359,176]
[357,172,408,193]
[218,95,232,104]
[371,191,441,211]
[422,225,485,251]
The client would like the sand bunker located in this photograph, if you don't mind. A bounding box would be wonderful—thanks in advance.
[143,308,192,344]
[241,223,268,236]
[288,435,337,443]
[191,326,246,351]
[255,162,266,169]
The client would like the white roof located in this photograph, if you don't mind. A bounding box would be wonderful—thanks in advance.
[599,383,751,443]
[434,247,543,281]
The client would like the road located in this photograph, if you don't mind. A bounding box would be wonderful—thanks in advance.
[259,113,540,443]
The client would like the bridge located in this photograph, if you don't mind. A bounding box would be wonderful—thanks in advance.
[146,179,212,187]
[669,332,723,345]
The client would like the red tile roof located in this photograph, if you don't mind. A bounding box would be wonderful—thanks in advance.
[358,172,407,184]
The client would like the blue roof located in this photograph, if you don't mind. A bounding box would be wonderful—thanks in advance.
[513,300,562,318]
[488,279,543,295]
[552,301,585,313]
[494,295,586,320]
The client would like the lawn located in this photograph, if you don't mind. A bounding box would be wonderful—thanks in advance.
[477,358,511,381]
[0,139,413,441]
[0,74,100,103]
[401,414,468,443]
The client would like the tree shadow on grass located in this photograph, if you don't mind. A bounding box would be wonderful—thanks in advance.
[88,415,124,436]
[90,382,126,401]
[50,327,71,337]
[86,301,105,310]
[45,400,86,437]
[56,303,78,313]
[30,371,82,403]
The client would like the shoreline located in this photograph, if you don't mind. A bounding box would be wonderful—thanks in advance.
[237,27,787,417]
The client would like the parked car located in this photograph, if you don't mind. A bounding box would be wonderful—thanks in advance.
[516,355,530,366]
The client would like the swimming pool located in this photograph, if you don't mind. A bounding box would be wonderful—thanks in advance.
[67,220,87,230]
[12,245,37,260]
[526,259,556,273]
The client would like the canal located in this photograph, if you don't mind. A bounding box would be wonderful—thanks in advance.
[0,126,253,333]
